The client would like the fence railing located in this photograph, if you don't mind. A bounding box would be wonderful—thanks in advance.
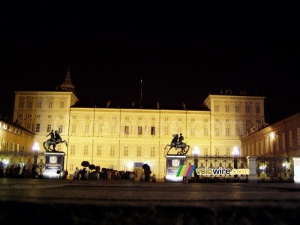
[0,150,296,182]
[256,156,293,182]
[185,156,294,183]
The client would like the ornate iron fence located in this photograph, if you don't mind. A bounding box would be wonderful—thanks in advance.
[185,156,248,183]
[0,150,295,182]
[185,156,294,183]
[256,157,293,182]
[0,150,44,169]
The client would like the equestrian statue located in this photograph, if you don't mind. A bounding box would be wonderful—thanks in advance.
[43,130,68,152]
[164,133,190,155]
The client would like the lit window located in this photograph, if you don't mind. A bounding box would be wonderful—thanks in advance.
[151,126,155,135]
[47,125,52,132]
[36,124,40,132]
[150,147,155,157]
[124,146,128,156]
[138,126,142,135]
[125,126,129,135]
[84,145,88,155]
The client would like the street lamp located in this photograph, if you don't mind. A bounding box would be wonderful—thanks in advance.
[232,146,239,181]
[232,146,239,169]
[32,142,40,165]
[192,146,200,182]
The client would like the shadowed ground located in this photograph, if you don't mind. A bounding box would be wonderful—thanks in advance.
[1,179,300,224]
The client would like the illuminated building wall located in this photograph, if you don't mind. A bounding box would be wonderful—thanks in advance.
[241,112,300,158]
[12,89,266,179]
[7,70,266,179]
[0,117,34,166]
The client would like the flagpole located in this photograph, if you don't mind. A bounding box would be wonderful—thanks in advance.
[140,79,143,108]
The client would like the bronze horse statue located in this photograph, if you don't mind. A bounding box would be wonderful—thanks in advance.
[43,139,68,152]
[164,134,190,155]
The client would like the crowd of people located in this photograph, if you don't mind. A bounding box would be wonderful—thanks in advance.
[0,162,155,181]
[0,163,40,178]
[0,162,70,179]
[72,167,137,180]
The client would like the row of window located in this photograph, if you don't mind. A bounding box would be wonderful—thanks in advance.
[18,97,66,109]
[0,122,26,137]
[34,124,64,133]
[214,104,261,114]
[67,145,234,157]
[69,145,156,157]
[35,123,245,137]
[245,129,300,156]
[18,98,261,115]
[18,114,65,119]
[0,140,25,151]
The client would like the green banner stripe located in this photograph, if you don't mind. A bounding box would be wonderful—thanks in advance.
[176,165,184,176]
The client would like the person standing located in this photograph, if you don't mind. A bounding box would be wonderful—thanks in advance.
[73,167,79,180]
[0,162,4,178]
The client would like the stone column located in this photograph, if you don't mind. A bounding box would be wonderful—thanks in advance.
[247,156,258,183]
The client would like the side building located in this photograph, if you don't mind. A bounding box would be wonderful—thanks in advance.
[10,71,267,179]
[0,116,34,168]
[241,112,300,158]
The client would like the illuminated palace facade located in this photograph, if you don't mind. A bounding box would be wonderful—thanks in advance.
[12,71,267,179]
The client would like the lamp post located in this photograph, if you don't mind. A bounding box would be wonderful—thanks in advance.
[32,142,40,165]
[192,146,200,182]
[232,146,239,181]
[232,146,239,169]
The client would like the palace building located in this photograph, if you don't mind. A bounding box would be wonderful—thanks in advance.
[9,69,268,179]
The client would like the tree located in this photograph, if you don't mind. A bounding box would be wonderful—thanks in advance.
[89,164,96,171]
[81,161,90,168]
[142,164,151,182]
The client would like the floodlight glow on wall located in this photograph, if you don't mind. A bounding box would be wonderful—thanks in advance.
[192,146,200,157]
[232,146,239,156]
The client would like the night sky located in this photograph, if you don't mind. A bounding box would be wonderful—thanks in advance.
[1,2,298,124]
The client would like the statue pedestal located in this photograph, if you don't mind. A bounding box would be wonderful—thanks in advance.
[165,154,186,182]
[43,151,65,179]
[293,157,300,183]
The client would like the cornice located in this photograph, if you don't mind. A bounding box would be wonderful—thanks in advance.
[209,95,265,101]
[70,107,210,114]
[15,91,74,96]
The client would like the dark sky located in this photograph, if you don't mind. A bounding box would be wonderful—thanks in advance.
[1,2,298,124]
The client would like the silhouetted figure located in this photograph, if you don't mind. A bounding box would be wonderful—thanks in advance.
[73,167,79,180]
[54,130,62,144]
[178,133,184,145]
[46,130,55,141]
[171,134,178,145]
[142,164,151,182]
[0,162,4,178]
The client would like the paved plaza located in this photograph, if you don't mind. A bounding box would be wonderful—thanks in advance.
[1,178,300,224]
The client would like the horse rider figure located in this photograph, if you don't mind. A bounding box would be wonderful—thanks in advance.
[54,130,62,144]
[178,133,184,146]
[46,130,55,142]
[171,134,179,148]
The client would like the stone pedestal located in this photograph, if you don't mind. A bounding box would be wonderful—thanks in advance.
[43,151,65,179]
[293,157,300,183]
[165,154,186,182]
[247,156,258,183]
